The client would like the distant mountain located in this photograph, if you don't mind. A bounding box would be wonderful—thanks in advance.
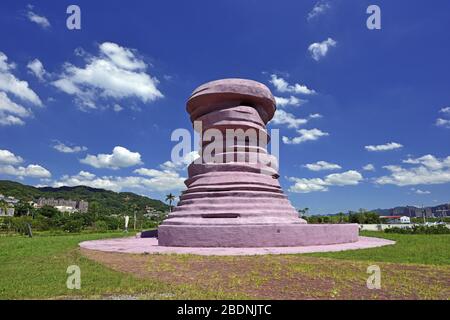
[371,208,394,216]
[371,204,449,216]
[0,180,168,214]
[330,203,449,217]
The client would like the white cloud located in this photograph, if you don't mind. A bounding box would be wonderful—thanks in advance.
[0,164,51,178]
[436,118,450,128]
[274,96,305,108]
[439,107,450,114]
[0,115,25,126]
[365,142,403,152]
[53,171,140,192]
[53,152,191,193]
[272,110,308,129]
[402,154,446,170]
[134,168,185,191]
[308,113,322,119]
[436,107,450,128]
[0,92,30,117]
[269,74,316,95]
[0,149,51,178]
[304,161,341,171]
[53,170,185,193]
[52,42,163,109]
[53,141,87,154]
[308,38,337,61]
[411,188,431,195]
[288,177,328,193]
[375,154,450,186]
[0,52,41,126]
[99,42,147,71]
[325,171,363,186]
[0,149,24,165]
[113,104,123,112]
[289,170,363,193]
[363,164,375,171]
[80,146,143,169]
[27,59,46,81]
[26,7,51,29]
[0,52,42,105]
[307,1,331,21]
[0,92,32,126]
[158,151,199,171]
[282,128,329,144]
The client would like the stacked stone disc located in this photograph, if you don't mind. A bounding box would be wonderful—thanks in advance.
[158,79,358,247]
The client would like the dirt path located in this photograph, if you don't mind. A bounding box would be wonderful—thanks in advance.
[81,248,450,300]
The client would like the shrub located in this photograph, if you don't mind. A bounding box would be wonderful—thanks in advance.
[32,216,51,231]
[93,220,108,231]
[36,206,60,219]
[62,219,83,233]
[8,216,33,235]
[385,225,450,234]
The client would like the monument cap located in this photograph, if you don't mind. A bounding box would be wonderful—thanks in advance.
[187,78,276,123]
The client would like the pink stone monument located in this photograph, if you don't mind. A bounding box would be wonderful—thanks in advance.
[158,79,358,247]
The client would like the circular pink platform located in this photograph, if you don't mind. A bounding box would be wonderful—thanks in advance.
[79,236,395,256]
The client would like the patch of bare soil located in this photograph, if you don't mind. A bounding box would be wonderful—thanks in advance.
[80,248,450,300]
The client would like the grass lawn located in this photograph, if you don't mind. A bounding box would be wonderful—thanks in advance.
[307,231,450,265]
[0,231,449,299]
[0,232,199,299]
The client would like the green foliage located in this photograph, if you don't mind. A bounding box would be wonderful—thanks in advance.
[13,201,32,217]
[93,220,108,231]
[385,225,450,234]
[411,217,450,223]
[1,205,163,234]
[165,193,176,212]
[32,215,52,231]
[304,211,381,224]
[348,211,381,224]
[62,218,83,233]
[1,216,32,235]
[0,180,170,234]
[297,207,309,218]
[0,180,169,216]
[37,205,59,218]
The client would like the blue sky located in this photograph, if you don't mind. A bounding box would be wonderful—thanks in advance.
[0,0,449,214]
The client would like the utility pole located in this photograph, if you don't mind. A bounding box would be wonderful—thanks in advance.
[422,205,426,224]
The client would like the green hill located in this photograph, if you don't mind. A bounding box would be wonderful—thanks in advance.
[0,180,168,214]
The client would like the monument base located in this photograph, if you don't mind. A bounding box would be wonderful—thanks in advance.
[157,224,359,247]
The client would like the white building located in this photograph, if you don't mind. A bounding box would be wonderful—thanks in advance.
[55,206,77,214]
[380,215,411,224]
[0,195,19,205]
[0,208,15,217]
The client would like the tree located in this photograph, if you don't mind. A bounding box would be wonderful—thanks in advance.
[165,193,176,212]
[14,201,33,217]
[36,205,60,218]
[297,207,309,218]
[365,212,381,224]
